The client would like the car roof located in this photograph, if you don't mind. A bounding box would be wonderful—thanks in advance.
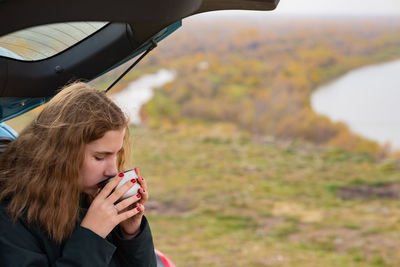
[0,0,279,121]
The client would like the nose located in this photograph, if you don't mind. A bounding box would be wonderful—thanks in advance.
[104,157,118,178]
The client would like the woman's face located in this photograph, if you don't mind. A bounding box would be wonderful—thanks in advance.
[79,128,126,195]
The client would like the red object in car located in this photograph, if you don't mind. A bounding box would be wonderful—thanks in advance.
[155,249,176,267]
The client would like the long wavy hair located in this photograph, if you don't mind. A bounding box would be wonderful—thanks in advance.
[0,82,130,243]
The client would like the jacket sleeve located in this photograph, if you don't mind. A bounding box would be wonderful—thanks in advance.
[109,216,157,267]
[0,209,116,267]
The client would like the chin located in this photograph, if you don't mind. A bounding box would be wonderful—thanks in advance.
[83,187,99,196]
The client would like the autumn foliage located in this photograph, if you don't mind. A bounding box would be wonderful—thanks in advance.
[137,17,400,158]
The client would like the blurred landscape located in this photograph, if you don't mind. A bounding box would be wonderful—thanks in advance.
[7,16,400,266]
[113,16,400,157]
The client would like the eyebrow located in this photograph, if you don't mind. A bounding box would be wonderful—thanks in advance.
[94,151,114,156]
[93,148,123,155]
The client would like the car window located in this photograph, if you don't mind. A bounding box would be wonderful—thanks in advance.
[0,22,107,61]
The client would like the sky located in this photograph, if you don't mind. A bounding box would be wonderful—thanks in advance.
[195,0,400,19]
[275,0,400,16]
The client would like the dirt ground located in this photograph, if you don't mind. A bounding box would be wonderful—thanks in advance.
[338,182,400,200]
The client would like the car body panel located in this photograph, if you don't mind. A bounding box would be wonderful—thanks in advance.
[0,97,48,122]
[0,122,18,138]
[0,0,279,36]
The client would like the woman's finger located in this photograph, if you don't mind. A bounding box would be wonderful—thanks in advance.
[136,203,145,216]
[107,179,136,204]
[114,193,141,212]
[137,176,147,190]
[117,204,142,222]
[96,175,123,199]
[134,166,140,177]
[139,203,145,212]
[138,187,148,204]
[137,176,147,202]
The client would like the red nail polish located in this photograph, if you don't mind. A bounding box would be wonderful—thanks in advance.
[118,172,124,177]
[137,206,141,211]
[136,193,141,198]
[130,179,136,184]
[143,189,146,193]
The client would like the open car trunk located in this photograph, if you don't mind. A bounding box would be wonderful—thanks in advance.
[0,0,278,121]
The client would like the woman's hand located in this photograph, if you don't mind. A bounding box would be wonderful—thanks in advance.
[118,167,149,238]
[80,175,141,238]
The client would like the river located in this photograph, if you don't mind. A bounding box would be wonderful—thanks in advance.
[112,61,400,149]
[311,59,400,149]
[111,69,176,125]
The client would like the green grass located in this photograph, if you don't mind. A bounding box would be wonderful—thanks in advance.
[6,114,400,266]
[129,122,400,267]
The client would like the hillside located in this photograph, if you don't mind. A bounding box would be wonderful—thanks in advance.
[125,17,400,158]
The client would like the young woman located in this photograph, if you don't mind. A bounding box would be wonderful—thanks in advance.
[0,82,156,266]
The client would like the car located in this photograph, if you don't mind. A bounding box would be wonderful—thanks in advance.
[0,0,280,266]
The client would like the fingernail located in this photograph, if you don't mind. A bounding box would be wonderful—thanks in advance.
[143,189,146,193]
[136,193,141,198]
[130,179,136,184]
[139,176,144,181]
[137,206,141,211]
[118,172,124,177]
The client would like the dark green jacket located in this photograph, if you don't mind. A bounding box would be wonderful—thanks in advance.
[0,200,157,267]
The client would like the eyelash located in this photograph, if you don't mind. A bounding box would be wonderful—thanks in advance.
[95,156,105,161]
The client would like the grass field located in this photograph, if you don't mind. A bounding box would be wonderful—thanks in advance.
[130,122,400,267]
[6,107,400,266]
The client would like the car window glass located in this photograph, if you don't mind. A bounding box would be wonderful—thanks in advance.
[89,52,147,92]
[0,22,107,61]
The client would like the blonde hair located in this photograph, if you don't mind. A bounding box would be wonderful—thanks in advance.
[0,82,129,243]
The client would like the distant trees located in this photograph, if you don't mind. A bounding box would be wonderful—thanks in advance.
[141,18,400,158]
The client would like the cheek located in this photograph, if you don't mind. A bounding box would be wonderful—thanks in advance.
[80,158,102,185]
